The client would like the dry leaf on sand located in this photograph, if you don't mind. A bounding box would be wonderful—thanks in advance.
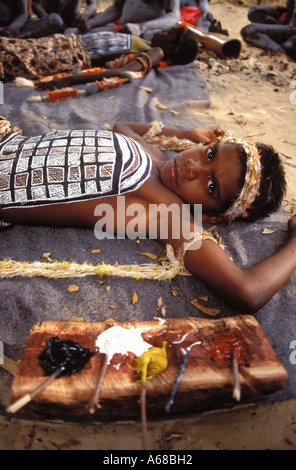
[137,251,158,260]
[191,299,220,317]
[67,284,79,292]
[132,291,138,304]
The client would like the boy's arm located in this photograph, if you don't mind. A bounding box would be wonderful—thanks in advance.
[74,0,98,32]
[32,0,49,18]
[114,122,296,313]
[184,215,296,313]
[88,0,124,28]
[81,0,98,19]
[113,121,224,143]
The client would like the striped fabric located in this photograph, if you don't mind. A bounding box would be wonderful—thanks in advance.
[82,31,132,60]
[0,130,152,208]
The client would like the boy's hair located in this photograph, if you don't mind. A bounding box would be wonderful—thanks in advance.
[216,143,286,223]
[166,28,199,65]
[239,142,286,223]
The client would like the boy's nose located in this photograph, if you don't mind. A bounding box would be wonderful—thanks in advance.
[186,158,208,180]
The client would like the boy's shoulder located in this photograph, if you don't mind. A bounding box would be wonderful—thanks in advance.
[134,168,185,207]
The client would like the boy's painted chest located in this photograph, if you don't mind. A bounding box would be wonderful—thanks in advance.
[0,130,152,208]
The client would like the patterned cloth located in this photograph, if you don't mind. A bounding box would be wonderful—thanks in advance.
[82,31,133,61]
[0,31,150,82]
[0,34,91,82]
[0,130,152,209]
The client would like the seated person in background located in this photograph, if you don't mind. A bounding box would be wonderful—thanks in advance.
[247,0,295,26]
[180,0,228,34]
[0,117,295,315]
[0,0,72,39]
[82,0,180,41]
[241,0,296,58]
[0,25,198,83]
[32,0,98,34]
[0,0,30,37]
[75,0,98,33]
[180,0,212,31]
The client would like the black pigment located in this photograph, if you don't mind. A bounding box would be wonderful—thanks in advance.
[38,336,93,377]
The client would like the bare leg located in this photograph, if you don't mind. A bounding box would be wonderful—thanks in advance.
[247,5,284,25]
[241,23,296,53]
[281,34,296,55]
[16,13,64,39]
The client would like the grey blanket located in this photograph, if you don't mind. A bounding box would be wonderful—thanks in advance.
[0,63,295,416]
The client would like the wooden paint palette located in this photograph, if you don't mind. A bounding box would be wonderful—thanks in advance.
[8,315,288,419]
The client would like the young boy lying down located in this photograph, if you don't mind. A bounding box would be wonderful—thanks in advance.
[0,117,295,313]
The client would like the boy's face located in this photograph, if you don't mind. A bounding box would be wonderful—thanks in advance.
[159,143,242,216]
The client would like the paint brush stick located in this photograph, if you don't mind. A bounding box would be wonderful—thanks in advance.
[6,367,64,414]
[88,354,109,414]
[232,353,241,402]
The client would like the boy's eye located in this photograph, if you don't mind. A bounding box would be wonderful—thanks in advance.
[207,147,214,161]
[207,179,215,195]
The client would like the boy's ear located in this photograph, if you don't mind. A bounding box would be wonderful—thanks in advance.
[202,213,228,227]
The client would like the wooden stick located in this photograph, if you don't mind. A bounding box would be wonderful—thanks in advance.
[88,355,109,414]
[165,348,191,413]
[165,341,200,413]
[140,382,148,450]
[232,354,241,402]
[6,367,64,414]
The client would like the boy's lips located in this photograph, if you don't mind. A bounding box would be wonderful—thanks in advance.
[171,159,178,186]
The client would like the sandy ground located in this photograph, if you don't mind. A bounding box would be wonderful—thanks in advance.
[196,0,296,216]
[1,1,296,451]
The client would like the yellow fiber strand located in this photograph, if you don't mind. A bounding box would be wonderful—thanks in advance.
[0,246,186,281]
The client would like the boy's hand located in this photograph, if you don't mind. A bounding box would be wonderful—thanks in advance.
[288,215,296,240]
[187,128,225,144]
[76,14,92,33]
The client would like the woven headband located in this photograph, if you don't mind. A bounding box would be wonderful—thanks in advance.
[222,131,262,223]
